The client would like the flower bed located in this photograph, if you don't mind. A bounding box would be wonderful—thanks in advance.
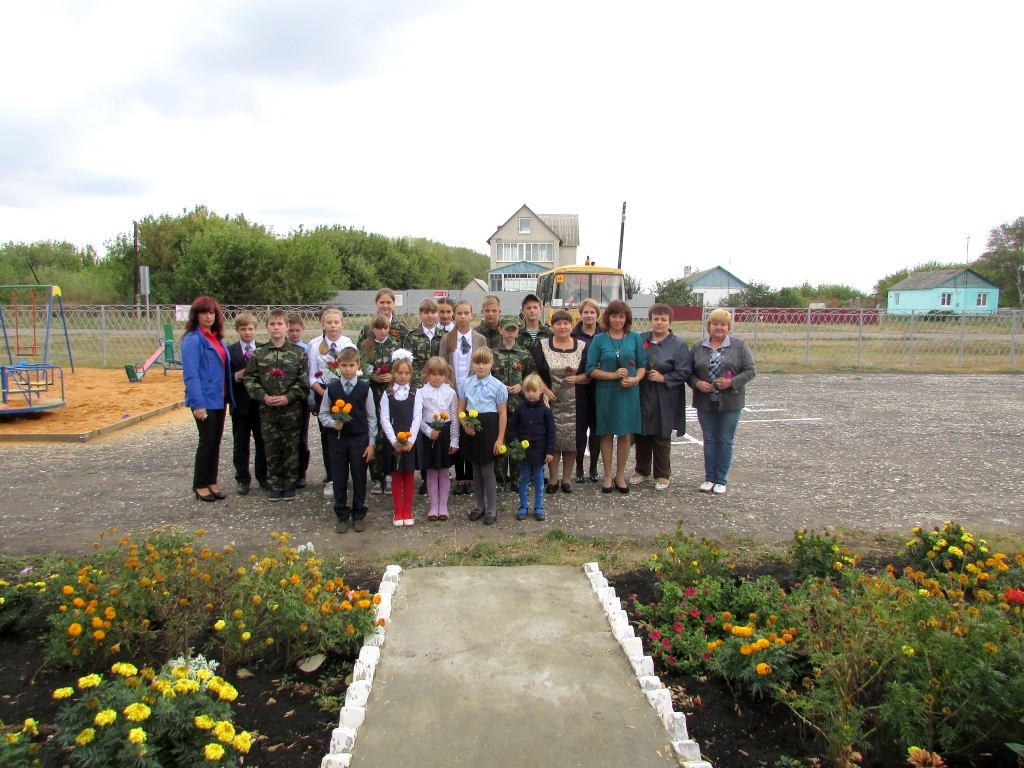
[0,528,380,767]
[615,523,1024,768]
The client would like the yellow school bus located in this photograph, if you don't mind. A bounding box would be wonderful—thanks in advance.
[535,265,628,324]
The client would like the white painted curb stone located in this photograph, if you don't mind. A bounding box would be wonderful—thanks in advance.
[321,565,402,768]
[582,564,709,767]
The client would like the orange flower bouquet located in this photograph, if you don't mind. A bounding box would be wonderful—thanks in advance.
[330,399,353,438]
[429,411,449,448]
[393,431,412,471]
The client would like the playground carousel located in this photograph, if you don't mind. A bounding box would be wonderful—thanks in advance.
[0,285,74,416]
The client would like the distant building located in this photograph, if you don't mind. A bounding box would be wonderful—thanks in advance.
[681,266,748,307]
[486,204,579,292]
[886,269,999,314]
[463,278,489,293]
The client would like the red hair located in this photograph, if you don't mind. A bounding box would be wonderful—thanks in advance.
[185,296,225,338]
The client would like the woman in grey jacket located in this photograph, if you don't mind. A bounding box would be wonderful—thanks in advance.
[688,309,755,494]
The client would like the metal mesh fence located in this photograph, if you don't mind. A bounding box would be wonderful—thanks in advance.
[1,304,1018,370]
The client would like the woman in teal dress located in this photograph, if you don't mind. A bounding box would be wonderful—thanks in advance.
[585,300,646,494]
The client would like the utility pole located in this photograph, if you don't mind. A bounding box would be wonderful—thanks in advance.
[133,221,140,318]
[617,202,626,270]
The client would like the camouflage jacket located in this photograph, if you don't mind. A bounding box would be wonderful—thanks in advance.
[243,341,309,406]
[406,326,447,379]
[515,323,553,353]
[475,322,503,349]
[360,336,401,409]
[491,343,535,414]
[357,316,410,347]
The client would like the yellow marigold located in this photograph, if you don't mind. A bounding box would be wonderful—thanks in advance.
[289,573,301,585]
[358,599,372,610]
[731,625,753,637]
[213,720,236,743]
[341,600,353,611]
[755,638,770,650]
[204,742,225,761]
[171,666,189,679]
[195,715,215,730]
[251,595,262,606]
[124,703,151,722]
[196,669,212,681]
[53,687,75,699]
[78,674,101,689]
[232,731,252,754]
[300,622,309,632]
[104,607,116,620]
[739,644,753,655]
[983,642,999,653]
[947,546,964,558]
[241,631,251,642]
[68,622,83,637]
[521,440,529,448]
[62,585,75,595]
[94,709,117,727]
[72,596,85,607]
[214,682,238,702]
[347,624,356,634]
[112,662,138,677]
[233,609,243,620]
[75,728,96,746]
[91,616,103,629]
[756,663,772,675]
[265,637,274,646]
[468,409,478,418]
[373,593,382,605]
[174,678,201,694]
[128,727,147,744]
[214,620,226,631]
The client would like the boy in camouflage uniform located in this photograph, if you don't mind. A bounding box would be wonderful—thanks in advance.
[475,294,503,348]
[406,298,447,381]
[492,316,535,490]
[244,309,310,500]
[516,293,553,353]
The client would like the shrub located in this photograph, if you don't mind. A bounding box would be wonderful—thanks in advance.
[53,660,251,768]
[791,529,859,581]
[0,577,46,635]
[0,718,42,767]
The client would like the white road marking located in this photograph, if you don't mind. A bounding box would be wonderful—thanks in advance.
[672,433,704,447]
[740,418,823,423]
[742,407,786,413]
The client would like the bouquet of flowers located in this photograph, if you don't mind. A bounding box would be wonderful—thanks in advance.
[393,431,412,471]
[357,360,374,381]
[330,398,353,437]
[643,339,659,371]
[375,362,391,377]
[555,365,576,398]
[429,411,449,448]
[322,357,342,385]
[459,409,482,433]
[500,439,528,461]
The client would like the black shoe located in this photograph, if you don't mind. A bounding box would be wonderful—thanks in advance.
[484,513,496,526]
[545,483,559,494]
[236,482,250,496]
[296,477,307,488]
[602,484,614,494]
[353,518,367,533]
[469,508,485,521]
[452,483,465,496]
[268,490,283,501]
[419,482,427,495]
[575,474,585,484]
[283,490,296,500]
[561,483,572,493]
[589,473,601,483]
[615,481,629,495]
[335,519,350,534]
[194,489,217,502]
[209,488,226,500]
[463,482,474,495]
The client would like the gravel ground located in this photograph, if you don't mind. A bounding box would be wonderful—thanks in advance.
[2,374,1022,559]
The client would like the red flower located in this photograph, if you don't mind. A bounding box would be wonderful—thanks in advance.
[643,341,649,348]
[314,370,323,378]
[666,656,678,666]
[672,622,683,633]
[649,630,662,641]
[702,652,712,662]
[269,368,285,378]
[628,359,635,366]
[661,638,672,649]
[376,363,390,375]
[565,366,575,373]
[512,363,522,371]
[705,615,715,624]
[689,608,701,619]
[1005,588,1024,605]
[683,587,696,597]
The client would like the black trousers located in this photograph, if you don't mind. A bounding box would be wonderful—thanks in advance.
[313,393,332,482]
[298,403,311,481]
[328,433,369,521]
[192,408,226,490]
[231,408,267,485]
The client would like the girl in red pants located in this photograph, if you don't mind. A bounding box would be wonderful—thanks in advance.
[378,353,420,526]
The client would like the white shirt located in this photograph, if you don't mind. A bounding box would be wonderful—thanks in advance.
[379,387,423,446]
[418,382,460,449]
[307,333,357,390]
[453,331,472,386]
[439,321,455,333]
[240,341,256,357]
[317,376,378,444]
[421,325,436,340]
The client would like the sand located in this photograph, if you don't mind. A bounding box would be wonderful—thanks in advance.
[0,368,186,435]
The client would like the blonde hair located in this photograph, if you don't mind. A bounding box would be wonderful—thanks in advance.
[579,298,601,317]
[471,347,493,366]
[481,294,501,309]
[234,312,257,329]
[705,308,733,333]
[522,373,544,392]
[419,298,438,313]
[421,356,454,387]
[317,307,345,355]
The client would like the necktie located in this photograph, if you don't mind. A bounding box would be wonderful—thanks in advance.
[344,381,353,395]
[461,336,470,355]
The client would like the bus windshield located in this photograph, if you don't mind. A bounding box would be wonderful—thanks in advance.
[554,272,624,306]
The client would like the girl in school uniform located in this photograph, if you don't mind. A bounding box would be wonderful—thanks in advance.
[378,351,421,526]
[417,356,460,520]
[360,314,401,494]
[458,347,508,525]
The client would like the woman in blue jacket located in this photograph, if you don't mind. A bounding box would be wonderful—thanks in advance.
[181,296,233,501]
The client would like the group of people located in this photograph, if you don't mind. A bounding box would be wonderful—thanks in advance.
[180,288,755,533]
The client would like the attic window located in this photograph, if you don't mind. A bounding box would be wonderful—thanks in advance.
[519,218,531,234]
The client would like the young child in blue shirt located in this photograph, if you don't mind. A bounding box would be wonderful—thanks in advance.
[458,347,508,525]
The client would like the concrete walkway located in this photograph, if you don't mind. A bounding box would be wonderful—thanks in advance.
[351,566,676,767]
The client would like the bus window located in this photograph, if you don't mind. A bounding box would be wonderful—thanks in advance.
[537,275,554,306]
[591,273,624,305]
[557,273,589,307]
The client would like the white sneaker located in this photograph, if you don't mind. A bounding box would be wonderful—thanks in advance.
[323,481,334,498]
[384,477,392,495]
[699,482,714,492]
[370,481,383,495]
[712,483,727,495]
[628,474,646,485]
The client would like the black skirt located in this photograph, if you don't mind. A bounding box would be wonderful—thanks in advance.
[417,424,454,470]
[379,437,418,474]
[463,412,500,466]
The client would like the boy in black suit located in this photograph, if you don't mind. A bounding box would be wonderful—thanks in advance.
[229,312,268,494]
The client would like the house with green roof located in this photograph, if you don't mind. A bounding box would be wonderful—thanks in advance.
[886,269,999,314]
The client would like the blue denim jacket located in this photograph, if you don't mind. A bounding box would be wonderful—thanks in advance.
[181,331,235,410]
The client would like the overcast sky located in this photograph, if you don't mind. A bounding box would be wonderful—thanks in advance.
[2,1,1022,293]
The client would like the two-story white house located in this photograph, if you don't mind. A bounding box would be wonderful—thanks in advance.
[486,204,579,292]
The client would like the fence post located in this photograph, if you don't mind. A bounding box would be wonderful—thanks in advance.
[958,309,966,367]
[1012,310,1017,368]
[805,307,811,364]
[857,309,863,366]
[754,307,759,359]
[100,305,108,368]
[908,310,915,367]
[156,304,161,331]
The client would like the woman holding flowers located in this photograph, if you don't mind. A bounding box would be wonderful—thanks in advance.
[378,351,420,526]
[531,310,589,493]
[181,296,234,502]
[688,308,755,495]
[585,300,646,494]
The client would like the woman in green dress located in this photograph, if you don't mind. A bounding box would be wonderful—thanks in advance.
[585,300,646,494]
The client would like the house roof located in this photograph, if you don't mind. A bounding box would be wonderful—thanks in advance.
[487,205,579,247]
[888,268,998,291]
[463,278,489,292]
[683,266,748,290]
[488,261,548,275]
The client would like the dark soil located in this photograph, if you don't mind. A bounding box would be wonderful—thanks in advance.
[0,567,378,768]
[608,566,1017,768]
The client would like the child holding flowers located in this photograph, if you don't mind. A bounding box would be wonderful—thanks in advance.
[458,347,508,525]
[377,351,420,526]
[318,347,377,533]
[507,374,556,521]
[416,356,459,520]
[307,306,356,498]
[360,314,401,495]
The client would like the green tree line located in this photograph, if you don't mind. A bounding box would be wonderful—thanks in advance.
[0,206,490,304]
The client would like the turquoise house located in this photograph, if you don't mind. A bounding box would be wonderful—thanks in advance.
[887,269,999,314]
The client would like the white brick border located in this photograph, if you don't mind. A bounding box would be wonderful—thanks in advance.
[583,563,712,768]
[321,564,403,768]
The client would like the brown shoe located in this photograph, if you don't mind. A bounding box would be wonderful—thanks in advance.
[353,518,367,533]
